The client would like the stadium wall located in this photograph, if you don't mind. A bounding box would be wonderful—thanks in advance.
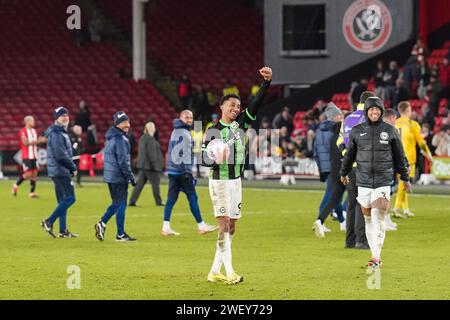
[264,0,415,85]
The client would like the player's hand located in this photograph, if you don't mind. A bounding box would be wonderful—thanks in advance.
[215,146,230,165]
[340,176,350,186]
[404,181,413,193]
[130,177,137,187]
[259,67,272,81]
[72,170,78,177]
[37,136,47,144]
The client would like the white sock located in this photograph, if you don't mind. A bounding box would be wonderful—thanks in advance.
[221,232,234,277]
[385,214,395,226]
[101,221,106,228]
[210,240,223,274]
[198,221,206,229]
[163,221,170,231]
[364,215,375,257]
[372,209,386,260]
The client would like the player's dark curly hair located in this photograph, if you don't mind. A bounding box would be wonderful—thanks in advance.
[220,94,241,106]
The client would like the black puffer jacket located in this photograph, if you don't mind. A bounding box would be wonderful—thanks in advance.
[340,98,409,188]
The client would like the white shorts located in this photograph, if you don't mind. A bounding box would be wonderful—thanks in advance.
[357,186,391,208]
[208,178,242,219]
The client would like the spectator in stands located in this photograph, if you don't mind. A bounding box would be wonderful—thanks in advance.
[421,102,435,127]
[222,80,239,96]
[393,79,410,110]
[350,78,368,109]
[248,80,260,103]
[177,74,192,110]
[69,125,84,187]
[427,72,442,118]
[411,37,429,61]
[417,58,431,99]
[75,100,92,132]
[421,123,436,155]
[191,85,209,123]
[402,56,420,97]
[432,125,450,156]
[86,124,99,149]
[89,10,103,43]
[205,113,219,131]
[373,61,387,100]
[129,122,164,207]
[384,61,400,103]
[205,85,219,109]
[272,107,293,135]
[305,111,319,132]
[260,116,271,130]
[439,57,450,101]
[311,98,327,119]
[147,115,160,141]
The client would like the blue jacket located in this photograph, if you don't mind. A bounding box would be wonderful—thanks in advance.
[166,119,193,175]
[103,126,134,184]
[313,120,335,174]
[45,124,77,178]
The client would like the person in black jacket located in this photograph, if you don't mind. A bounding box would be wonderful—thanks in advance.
[314,118,347,233]
[129,122,164,207]
[340,97,410,268]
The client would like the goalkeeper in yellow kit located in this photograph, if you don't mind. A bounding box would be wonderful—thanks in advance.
[393,101,433,218]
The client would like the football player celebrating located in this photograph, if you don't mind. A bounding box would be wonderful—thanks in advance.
[202,67,272,284]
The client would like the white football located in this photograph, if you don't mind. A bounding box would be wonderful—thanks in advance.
[206,139,229,161]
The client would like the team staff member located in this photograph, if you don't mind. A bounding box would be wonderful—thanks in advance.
[41,107,78,238]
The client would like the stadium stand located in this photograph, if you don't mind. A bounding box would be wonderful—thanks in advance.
[96,0,264,94]
[0,0,177,152]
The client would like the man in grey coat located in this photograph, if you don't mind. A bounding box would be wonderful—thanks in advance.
[129,122,164,206]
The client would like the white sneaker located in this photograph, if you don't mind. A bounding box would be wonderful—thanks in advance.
[198,224,218,235]
[385,215,397,228]
[339,221,346,231]
[160,228,180,236]
[289,175,296,185]
[312,220,325,238]
[322,224,331,233]
[404,210,415,217]
[385,223,397,231]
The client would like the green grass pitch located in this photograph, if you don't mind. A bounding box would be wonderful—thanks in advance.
[1,180,449,300]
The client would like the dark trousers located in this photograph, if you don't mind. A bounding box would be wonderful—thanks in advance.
[318,173,345,223]
[101,183,128,236]
[47,177,76,233]
[345,169,367,247]
[129,169,162,205]
[163,174,202,223]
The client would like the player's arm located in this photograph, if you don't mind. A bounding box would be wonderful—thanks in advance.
[414,123,433,161]
[336,122,347,157]
[245,67,272,120]
[52,133,77,172]
[21,133,36,146]
[339,130,357,180]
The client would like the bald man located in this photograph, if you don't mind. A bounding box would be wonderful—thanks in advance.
[162,110,217,236]
[12,116,46,198]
